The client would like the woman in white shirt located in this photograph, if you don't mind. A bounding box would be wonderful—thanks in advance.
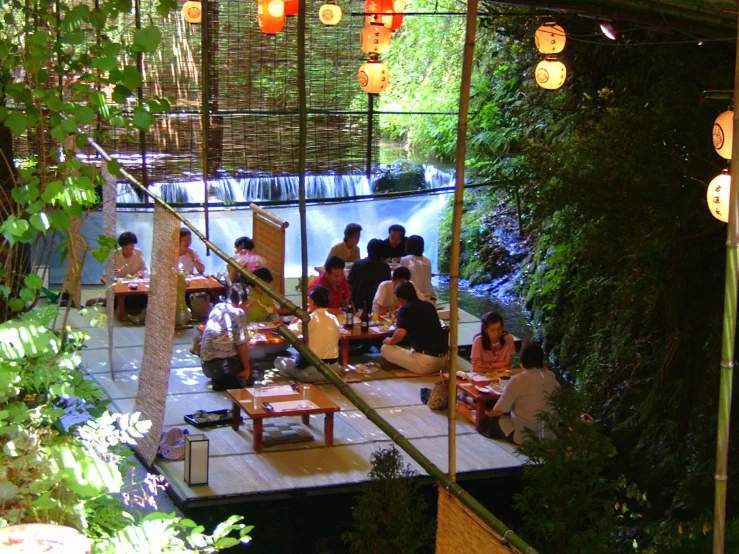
[400,235,434,300]
[114,231,147,278]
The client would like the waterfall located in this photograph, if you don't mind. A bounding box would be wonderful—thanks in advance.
[115,166,453,204]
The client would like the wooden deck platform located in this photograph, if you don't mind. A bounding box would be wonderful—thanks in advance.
[68,285,525,509]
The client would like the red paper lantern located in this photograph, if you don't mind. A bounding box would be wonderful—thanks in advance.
[358,54,389,94]
[284,0,298,16]
[258,0,285,34]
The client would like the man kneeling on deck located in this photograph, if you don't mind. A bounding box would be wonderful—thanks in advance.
[275,285,340,383]
[381,282,448,374]
[200,283,254,391]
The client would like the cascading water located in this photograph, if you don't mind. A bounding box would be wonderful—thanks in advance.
[116,165,454,204]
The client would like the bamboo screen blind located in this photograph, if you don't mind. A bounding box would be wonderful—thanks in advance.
[250,203,288,294]
[14,0,378,190]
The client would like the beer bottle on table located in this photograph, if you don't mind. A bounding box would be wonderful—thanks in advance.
[344,299,354,330]
[360,301,370,333]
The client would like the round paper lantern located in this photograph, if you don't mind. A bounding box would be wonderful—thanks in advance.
[258,0,285,34]
[284,0,298,16]
[319,1,342,25]
[361,23,391,55]
[713,110,734,160]
[182,0,202,23]
[358,56,389,94]
[707,171,731,223]
[535,58,566,90]
[535,23,566,54]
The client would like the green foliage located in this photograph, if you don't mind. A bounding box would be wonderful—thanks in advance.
[343,445,434,554]
[514,388,648,554]
[0,0,174,319]
[0,307,251,552]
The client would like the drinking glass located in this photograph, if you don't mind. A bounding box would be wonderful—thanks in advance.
[301,384,310,402]
[253,381,262,410]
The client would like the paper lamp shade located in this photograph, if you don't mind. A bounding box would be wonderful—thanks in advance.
[361,23,391,54]
[182,1,202,23]
[284,0,298,16]
[365,0,396,28]
[707,172,731,223]
[535,58,566,90]
[358,58,389,94]
[713,110,734,160]
[319,2,342,25]
[258,0,285,34]
[535,23,566,54]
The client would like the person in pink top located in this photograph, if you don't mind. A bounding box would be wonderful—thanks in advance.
[308,255,352,315]
[471,311,516,373]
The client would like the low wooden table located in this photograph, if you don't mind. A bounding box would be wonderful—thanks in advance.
[455,382,502,430]
[113,276,225,322]
[227,384,340,453]
[337,322,450,366]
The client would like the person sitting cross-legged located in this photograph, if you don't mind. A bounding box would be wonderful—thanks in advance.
[380,281,448,374]
[308,255,352,315]
[199,283,254,391]
[275,285,340,383]
[372,265,424,316]
[478,340,560,445]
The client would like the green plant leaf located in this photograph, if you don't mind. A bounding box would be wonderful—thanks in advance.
[4,111,27,135]
[50,211,71,232]
[51,444,123,497]
[24,273,42,290]
[121,65,143,89]
[133,25,162,53]
[8,298,24,312]
[107,159,122,176]
[0,319,58,359]
[112,84,132,104]
[29,212,50,231]
[132,107,154,130]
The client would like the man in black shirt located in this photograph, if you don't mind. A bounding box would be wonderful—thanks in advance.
[378,224,407,262]
[381,281,448,374]
[347,238,391,310]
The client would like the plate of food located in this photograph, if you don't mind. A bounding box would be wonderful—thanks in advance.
[355,363,380,374]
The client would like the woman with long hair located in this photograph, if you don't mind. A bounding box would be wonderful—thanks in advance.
[471,311,515,373]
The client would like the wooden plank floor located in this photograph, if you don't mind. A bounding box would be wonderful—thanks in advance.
[67,287,525,508]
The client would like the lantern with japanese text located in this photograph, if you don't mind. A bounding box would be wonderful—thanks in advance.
[358,53,389,94]
[361,23,391,55]
[535,58,566,90]
[284,0,298,16]
[713,110,734,160]
[319,1,342,25]
[182,0,202,23]
[535,23,566,54]
[258,0,285,34]
[707,171,731,223]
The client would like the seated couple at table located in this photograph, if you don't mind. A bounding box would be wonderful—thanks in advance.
[274,285,340,383]
[476,340,559,445]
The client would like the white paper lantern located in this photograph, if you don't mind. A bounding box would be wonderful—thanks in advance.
[713,110,734,160]
[535,23,566,54]
[535,58,566,90]
[361,23,391,55]
[182,0,202,23]
[707,171,731,223]
[319,1,342,25]
[358,56,389,94]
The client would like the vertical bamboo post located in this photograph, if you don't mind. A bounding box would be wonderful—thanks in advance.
[201,0,211,250]
[366,93,375,183]
[134,0,148,195]
[297,0,309,339]
[447,0,478,482]
[713,14,739,553]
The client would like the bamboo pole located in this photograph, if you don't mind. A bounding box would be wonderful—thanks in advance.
[712,13,739,553]
[297,0,309,343]
[134,0,148,194]
[201,0,211,253]
[446,0,478,483]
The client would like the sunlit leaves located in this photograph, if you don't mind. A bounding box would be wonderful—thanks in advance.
[132,25,162,53]
[132,107,154,130]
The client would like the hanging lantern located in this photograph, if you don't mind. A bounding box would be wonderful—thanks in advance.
[319,1,342,25]
[713,110,734,160]
[535,58,566,90]
[365,0,388,25]
[284,0,298,16]
[182,0,202,23]
[258,0,285,34]
[358,53,389,94]
[360,23,391,55]
[707,171,731,223]
[535,22,566,54]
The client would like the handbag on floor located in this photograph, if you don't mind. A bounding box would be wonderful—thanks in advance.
[427,379,448,410]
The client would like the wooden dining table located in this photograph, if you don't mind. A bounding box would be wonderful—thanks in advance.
[114,276,226,322]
